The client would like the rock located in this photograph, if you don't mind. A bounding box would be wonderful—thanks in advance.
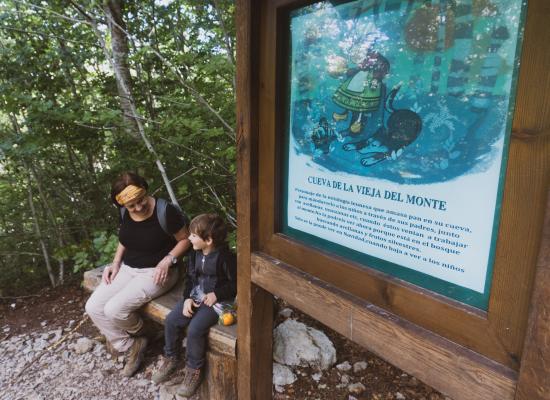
[40,321,48,327]
[34,338,48,351]
[273,320,336,370]
[273,362,297,393]
[348,383,366,394]
[408,377,418,387]
[353,361,368,373]
[159,383,178,400]
[318,384,327,389]
[73,337,94,354]
[336,361,352,371]
[278,308,293,318]
[311,372,322,382]
[340,374,350,384]
[51,329,63,341]
[396,392,406,400]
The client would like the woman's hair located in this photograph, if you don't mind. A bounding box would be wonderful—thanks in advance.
[110,172,149,206]
[189,214,227,247]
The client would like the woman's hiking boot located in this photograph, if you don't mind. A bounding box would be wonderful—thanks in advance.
[151,355,178,384]
[176,366,203,397]
[121,336,148,377]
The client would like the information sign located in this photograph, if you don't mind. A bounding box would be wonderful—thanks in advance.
[282,0,526,308]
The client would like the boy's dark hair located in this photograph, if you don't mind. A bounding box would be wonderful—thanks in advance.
[189,214,227,247]
[110,172,149,206]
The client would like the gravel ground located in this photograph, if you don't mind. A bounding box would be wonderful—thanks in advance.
[0,283,448,400]
[0,328,166,400]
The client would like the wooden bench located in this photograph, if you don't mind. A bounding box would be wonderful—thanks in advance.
[82,265,237,400]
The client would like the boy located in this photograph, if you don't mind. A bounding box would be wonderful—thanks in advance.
[152,214,236,397]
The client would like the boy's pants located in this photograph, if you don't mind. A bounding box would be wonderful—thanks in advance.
[164,299,219,369]
[85,263,178,352]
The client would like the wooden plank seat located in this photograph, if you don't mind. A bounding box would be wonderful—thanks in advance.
[83,265,237,400]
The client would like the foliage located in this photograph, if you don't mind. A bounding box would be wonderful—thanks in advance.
[0,0,236,295]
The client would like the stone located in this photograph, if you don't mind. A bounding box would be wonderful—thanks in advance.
[336,361,352,371]
[318,384,327,389]
[73,337,94,354]
[273,319,336,370]
[311,372,322,382]
[408,377,419,387]
[340,374,350,385]
[396,392,406,400]
[273,362,297,393]
[353,361,368,373]
[278,308,293,318]
[159,384,174,400]
[348,383,366,394]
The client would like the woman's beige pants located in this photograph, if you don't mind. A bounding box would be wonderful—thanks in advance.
[85,263,178,352]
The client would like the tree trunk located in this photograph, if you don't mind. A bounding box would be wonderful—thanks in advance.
[29,166,66,284]
[71,0,181,206]
[9,113,57,286]
[27,174,57,288]
[103,0,140,139]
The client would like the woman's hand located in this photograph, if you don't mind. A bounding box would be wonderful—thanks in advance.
[203,292,217,307]
[102,263,120,285]
[153,256,172,285]
[183,298,200,317]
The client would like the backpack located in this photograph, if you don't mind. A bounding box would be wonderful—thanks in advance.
[119,198,183,235]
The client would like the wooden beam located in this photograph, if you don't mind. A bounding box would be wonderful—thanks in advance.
[236,1,274,399]
[515,189,550,399]
[251,252,517,400]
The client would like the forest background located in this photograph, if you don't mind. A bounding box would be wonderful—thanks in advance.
[0,0,237,295]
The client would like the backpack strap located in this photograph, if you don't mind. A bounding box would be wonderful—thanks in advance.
[156,198,169,235]
[119,198,177,236]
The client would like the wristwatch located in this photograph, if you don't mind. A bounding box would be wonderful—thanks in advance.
[167,254,178,265]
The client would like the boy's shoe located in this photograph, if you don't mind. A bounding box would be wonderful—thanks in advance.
[121,336,148,377]
[176,366,203,397]
[151,355,178,384]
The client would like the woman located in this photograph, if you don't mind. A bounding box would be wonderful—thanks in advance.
[85,172,190,377]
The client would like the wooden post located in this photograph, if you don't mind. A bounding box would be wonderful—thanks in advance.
[236,1,275,399]
[515,188,550,399]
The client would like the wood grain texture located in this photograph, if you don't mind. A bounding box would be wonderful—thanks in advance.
[199,349,238,400]
[236,1,275,399]
[254,0,550,370]
[82,266,237,357]
[515,190,550,400]
[512,0,550,134]
[252,252,517,400]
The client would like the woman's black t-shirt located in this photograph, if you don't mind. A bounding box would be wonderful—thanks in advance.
[118,199,188,268]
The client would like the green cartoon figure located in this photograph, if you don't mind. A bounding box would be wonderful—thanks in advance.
[332,51,390,135]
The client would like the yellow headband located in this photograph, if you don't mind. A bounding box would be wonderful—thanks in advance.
[115,185,146,206]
